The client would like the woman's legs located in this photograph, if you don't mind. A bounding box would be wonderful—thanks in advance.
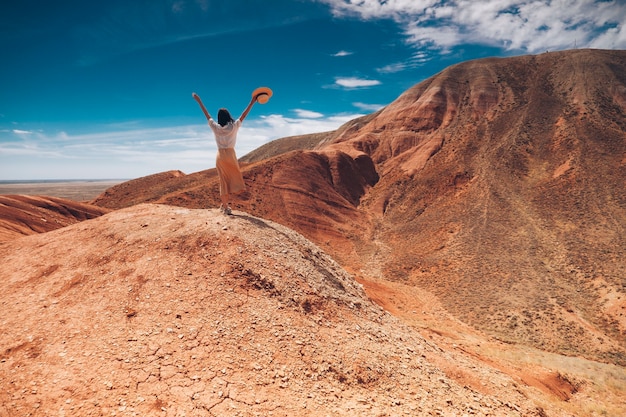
[216,148,244,215]
[220,193,231,214]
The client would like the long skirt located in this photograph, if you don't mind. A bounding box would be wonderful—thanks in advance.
[216,147,245,195]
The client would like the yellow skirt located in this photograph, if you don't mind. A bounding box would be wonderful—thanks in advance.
[216,148,245,195]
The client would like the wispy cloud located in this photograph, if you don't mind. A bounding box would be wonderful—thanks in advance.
[248,112,362,141]
[377,50,433,74]
[0,112,362,180]
[376,62,408,74]
[332,50,353,57]
[293,109,324,118]
[321,0,626,53]
[12,129,34,135]
[353,102,385,112]
[335,77,382,88]
[322,0,436,20]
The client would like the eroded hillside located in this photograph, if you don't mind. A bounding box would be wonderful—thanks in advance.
[0,195,109,242]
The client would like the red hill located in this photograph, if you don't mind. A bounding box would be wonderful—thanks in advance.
[0,195,109,242]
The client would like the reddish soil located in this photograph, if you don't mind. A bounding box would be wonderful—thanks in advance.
[2,49,625,416]
[0,195,109,242]
[1,204,557,416]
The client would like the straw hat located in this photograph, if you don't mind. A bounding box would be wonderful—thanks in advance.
[252,87,273,104]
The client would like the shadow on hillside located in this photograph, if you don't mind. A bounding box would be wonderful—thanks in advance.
[233,213,274,230]
[233,212,347,293]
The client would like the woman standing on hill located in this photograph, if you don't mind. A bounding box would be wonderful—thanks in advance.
[192,88,271,215]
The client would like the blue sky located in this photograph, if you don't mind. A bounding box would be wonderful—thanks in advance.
[1,0,625,180]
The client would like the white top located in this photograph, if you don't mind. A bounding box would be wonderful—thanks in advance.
[208,118,242,149]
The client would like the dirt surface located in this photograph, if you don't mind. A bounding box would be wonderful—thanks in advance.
[0,204,561,417]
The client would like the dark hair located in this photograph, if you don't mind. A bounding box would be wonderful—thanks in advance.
[217,108,234,127]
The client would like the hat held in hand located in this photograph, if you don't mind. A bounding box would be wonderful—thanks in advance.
[253,87,272,104]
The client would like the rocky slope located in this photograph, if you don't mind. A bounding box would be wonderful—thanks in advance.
[91,49,626,366]
[0,204,563,417]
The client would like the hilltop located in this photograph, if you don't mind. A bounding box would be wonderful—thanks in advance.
[0,204,561,416]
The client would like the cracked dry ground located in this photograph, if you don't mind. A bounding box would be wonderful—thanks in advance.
[2,204,554,416]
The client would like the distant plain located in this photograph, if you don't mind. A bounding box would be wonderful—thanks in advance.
[0,180,125,201]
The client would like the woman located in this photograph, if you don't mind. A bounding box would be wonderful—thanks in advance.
[192,91,261,215]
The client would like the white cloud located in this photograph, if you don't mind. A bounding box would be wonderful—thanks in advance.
[293,109,324,118]
[377,62,407,74]
[404,24,462,51]
[353,102,385,112]
[320,0,626,53]
[0,113,364,180]
[12,129,33,135]
[590,23,626,49]
[244,112,362,143]
[335,77,382,88]
[377,50,433,74]
[332,50,353,57]
[323,0,438,20]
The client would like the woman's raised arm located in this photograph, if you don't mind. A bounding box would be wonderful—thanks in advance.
[239,96,257,122]
[192,92,212,121]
